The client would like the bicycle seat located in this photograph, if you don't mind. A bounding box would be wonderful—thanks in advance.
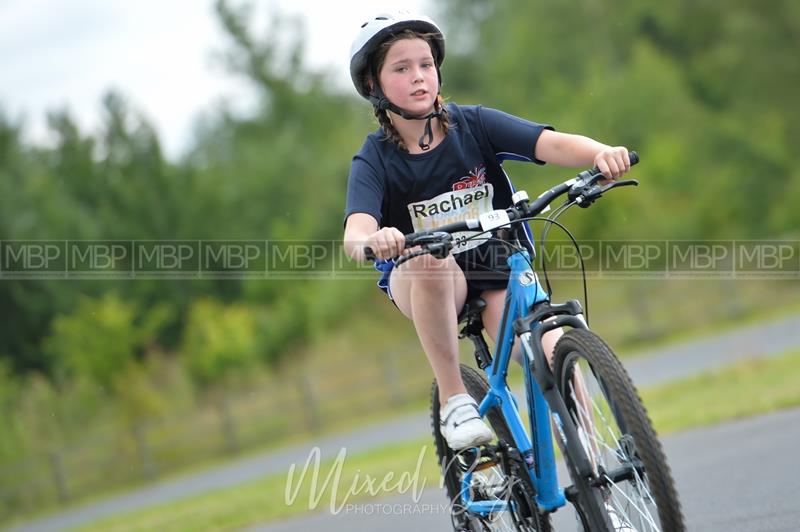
[458,297,486,326]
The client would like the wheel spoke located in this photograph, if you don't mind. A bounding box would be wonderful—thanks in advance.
[603,474,660,530]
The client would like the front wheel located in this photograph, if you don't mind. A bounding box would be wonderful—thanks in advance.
[553,329,685,531]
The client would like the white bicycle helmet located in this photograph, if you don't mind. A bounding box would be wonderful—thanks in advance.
[349,10,445,106]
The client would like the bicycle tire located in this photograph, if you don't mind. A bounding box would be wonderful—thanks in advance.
[553,329,685,531]
[432,363,553,532]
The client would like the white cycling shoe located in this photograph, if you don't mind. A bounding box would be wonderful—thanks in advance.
[440,393,494,450]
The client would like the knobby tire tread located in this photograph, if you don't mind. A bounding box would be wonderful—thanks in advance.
[553,329,686,532]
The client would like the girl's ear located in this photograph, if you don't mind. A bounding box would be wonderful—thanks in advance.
[366,75,384,98]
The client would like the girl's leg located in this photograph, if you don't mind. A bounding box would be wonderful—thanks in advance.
[480,289,563,364]
[390,254,493,450]
[389,253,468,403]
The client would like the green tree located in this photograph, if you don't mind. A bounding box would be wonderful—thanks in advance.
[45,293,140,387]
[181,298,261,388]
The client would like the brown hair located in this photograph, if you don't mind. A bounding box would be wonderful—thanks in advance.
[368,29,450,151]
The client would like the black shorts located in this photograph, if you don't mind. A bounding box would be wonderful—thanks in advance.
[455,240,513,301]
[377,240,515,303]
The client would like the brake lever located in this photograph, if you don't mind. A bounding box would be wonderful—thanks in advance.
[428,241,453,259]
[602,178,639,191]
[394,248,428,268]
[574,179,639,208]
[411,231,452,247]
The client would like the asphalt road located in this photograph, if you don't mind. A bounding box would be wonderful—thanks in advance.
[250,407,800,531]
[6,313,800,532]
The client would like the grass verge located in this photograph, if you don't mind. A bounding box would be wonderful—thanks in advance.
[75,348,800,532]
[642,351,800,433]
[76,437,441,532]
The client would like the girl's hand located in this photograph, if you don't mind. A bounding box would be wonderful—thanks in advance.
[594,147,631,182]
[365,227,406,260]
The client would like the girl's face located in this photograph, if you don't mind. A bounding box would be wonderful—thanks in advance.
[377,37,439,116]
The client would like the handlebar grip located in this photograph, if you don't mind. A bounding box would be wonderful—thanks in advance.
[403,231,425,246]
[364,229,425,262]
[590,151,639,174]
[582,151,640,186]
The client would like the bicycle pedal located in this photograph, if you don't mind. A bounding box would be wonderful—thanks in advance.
[473,454,499,472]
[457,446,498,472]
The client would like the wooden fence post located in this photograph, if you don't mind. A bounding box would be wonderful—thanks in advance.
[296,374,321,433]
[48,450,70,503]
[217,398,240,454]
[132,423,156,479]
[382,350,405,406]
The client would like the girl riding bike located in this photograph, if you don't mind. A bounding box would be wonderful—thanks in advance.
[342,11,632,452]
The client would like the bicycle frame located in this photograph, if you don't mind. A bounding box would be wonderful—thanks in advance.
[460,239,600,518]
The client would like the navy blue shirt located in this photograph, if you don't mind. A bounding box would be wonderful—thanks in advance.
[345,103,552,256]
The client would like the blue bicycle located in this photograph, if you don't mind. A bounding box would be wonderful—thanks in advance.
[387,153,684,531]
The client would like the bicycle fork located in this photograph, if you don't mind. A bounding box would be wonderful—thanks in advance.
[516,302,604,501]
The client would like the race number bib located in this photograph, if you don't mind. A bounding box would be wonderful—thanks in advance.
[406,184,495,253]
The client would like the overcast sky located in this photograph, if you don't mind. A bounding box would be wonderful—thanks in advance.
[0,0,427,159]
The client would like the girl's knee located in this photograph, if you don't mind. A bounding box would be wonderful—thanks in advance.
[395,254,462,289]
[400,253,456,273]
[542,326,564,363]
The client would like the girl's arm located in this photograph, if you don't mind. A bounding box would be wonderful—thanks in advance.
[344,213,405,262]
[534,130,631,179]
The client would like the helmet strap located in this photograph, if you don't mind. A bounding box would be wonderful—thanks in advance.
[417,109,442,151]
[369,85,442,151]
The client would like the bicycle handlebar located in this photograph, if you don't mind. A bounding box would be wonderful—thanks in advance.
[363,151,639,262]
